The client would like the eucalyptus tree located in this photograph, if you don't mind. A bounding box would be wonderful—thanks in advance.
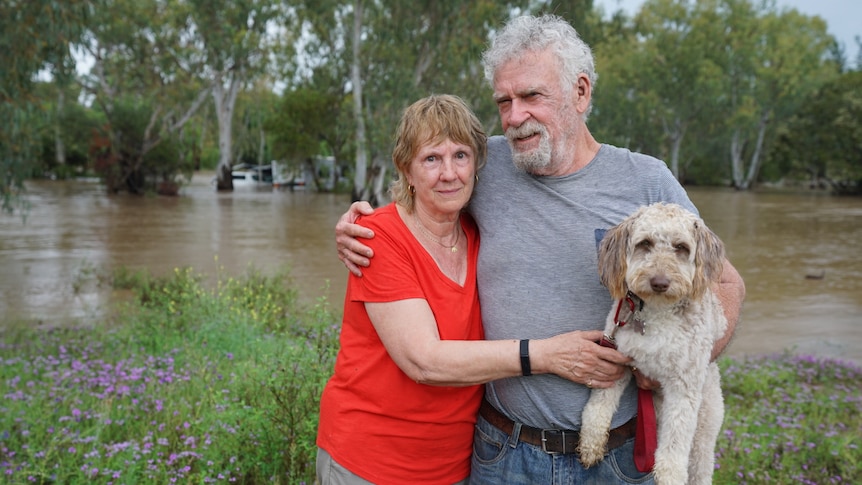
[78,0,214,193]
[233,82,281,168]
[33,81,103,176]
[0,0,95,212]
[358,0,529,203]
[592,29,667,157]
[293,0,533,203]
[539,0,604,47]
[715,0,838,189]
[350,0,371,201]
[603,0,725,180]
[363,0,525,127]
[268,85,350,190]
[288,0,357,194]
[180,0,293,191]
[555,3,667,158]
[593,0,840,188]
[591,0,722,180]
[771,71,862,194]
[78,0,293,193]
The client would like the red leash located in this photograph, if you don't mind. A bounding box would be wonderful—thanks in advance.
[634,388,657,471]
[600,295,657,472]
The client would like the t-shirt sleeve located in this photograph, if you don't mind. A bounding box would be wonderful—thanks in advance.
[349,213,426,303]
[654,165,698,216]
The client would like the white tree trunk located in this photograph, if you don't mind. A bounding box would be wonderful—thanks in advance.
[351,0,368,201]
[370,154,389,206]
[213,71,242,191]
[731,129,745,189]
[730,111,769,190]
[743,112,769,189]
[669,128,684,181]
[258,124,266,166]
[54,89,66,168]
[662,116,685,180]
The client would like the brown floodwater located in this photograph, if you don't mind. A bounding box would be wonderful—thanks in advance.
[2,175,861,364]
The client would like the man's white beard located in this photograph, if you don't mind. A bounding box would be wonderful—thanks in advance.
[506,121,553,174]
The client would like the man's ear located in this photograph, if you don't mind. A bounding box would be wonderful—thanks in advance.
[575,74,591,113]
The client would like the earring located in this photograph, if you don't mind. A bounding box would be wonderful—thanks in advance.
[475,174,479,183]
[409,185,415,195]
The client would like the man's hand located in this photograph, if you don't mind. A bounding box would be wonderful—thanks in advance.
[631,367,661,391]
[533,330,631,389]
[335,201,376,277]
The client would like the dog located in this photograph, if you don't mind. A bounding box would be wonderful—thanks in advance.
[578,202,728,485]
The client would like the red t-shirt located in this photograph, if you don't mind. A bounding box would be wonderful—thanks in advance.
[317,203,483,485]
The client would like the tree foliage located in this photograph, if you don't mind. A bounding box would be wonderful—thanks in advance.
[0,0,96,212]
[770,71,862,194]
[33,81,104,177]
[77,0,214,193]
[539,0,604,49]
[179,0,292,191]
[293,0,533,202]
[592,0,843,189]
[719,1,839,189]
[268,87,342,161]
[3,0,861,204]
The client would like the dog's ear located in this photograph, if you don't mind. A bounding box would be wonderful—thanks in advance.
[598,218,632,300]
[692,220,726,299]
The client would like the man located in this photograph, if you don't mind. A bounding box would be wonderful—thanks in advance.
[336,14,745,484]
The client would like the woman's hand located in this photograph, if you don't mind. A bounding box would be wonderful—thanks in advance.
[335,201,376,277]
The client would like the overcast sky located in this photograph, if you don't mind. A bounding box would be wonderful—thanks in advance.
[595,0,860,64]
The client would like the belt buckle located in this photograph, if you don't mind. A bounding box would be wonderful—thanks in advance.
[540,429,569,454]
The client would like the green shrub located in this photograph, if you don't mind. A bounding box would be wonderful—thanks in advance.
[1,265,339,484]
[3,265,860,484]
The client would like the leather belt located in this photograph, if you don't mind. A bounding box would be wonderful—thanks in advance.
[479,398,637,455]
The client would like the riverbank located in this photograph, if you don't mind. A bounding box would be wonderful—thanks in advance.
[5,179,861,365]
[1,266,859,484]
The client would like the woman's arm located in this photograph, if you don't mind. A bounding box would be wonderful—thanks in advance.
[366,299,631,389]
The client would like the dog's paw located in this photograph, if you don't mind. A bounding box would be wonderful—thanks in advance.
[577,445,605,467]
[577,427,608,467]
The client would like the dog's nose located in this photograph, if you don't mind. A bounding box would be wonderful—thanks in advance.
[650,276,670,293]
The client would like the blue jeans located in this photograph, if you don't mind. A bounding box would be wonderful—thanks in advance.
[470,414,655,485]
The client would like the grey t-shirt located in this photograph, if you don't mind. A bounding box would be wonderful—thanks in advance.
[468,135,696,430]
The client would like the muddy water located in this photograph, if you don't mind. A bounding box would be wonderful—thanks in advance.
[2,176,860,364]
[0,175,351,325]
[689,188,862,364]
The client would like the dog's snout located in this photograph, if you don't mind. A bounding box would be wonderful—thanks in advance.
[650,276,670,293]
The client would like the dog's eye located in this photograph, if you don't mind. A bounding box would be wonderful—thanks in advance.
[636,240,652,250]
[674,243,690,254]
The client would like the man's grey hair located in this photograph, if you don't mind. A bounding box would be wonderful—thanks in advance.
[482,14,598,117]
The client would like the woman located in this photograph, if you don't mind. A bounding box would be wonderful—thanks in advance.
[316,95,595,485]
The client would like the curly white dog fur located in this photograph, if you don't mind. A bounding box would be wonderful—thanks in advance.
[578,202,727,485]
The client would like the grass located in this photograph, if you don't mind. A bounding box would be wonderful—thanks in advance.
[1,265,339,484]
[716,354,861,484]
[1,265,860,484]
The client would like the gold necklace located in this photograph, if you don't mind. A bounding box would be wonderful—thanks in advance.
[414,215,461,253]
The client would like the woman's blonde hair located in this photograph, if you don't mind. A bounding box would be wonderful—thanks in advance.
[390,94,487,212]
